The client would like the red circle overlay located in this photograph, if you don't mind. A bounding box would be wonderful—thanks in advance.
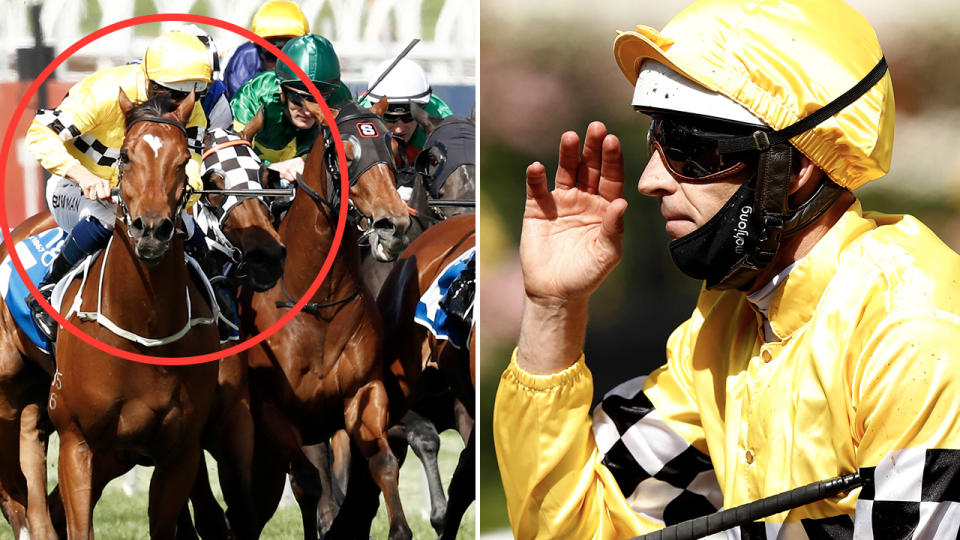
[0,13,350,365]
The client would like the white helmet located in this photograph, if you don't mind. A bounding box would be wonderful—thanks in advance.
[366,58,431,104]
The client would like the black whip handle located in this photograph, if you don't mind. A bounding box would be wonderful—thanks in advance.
[635,472,862,540]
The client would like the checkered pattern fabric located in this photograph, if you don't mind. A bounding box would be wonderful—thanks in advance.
[200,128,262,188]
[72,133,121,167]
[592,376,722,526]
[186,125,204,155]
[35,108,81,141]
[195,128,267,257]
[855,447,960,539]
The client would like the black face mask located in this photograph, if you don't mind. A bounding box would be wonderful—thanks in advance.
[668,175,762,288]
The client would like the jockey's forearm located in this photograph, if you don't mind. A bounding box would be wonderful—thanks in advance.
[516,295,589,374]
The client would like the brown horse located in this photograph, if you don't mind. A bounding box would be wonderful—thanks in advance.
[0,211,60,539]
[241,98,413,540]
[48,91,220,539]
[377,213,476,539]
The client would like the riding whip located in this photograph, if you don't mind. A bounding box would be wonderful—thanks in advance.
[633,472,862,540]
[111,187,296,199]
[358,38,422,101]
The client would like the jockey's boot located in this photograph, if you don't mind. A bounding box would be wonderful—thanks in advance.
[26,251,73,342]
[26,217,112,342]
[214,283,239,342]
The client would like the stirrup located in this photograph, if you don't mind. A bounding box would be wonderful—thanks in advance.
[26,285,58,343]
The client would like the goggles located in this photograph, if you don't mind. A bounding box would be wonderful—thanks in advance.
[647,117,760,181]
[383,103,415,123]
[256,37,291,64]
[149,81,207,103]
[282,84,333,107]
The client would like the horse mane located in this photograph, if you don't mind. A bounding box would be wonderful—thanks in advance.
[124,93,180,128]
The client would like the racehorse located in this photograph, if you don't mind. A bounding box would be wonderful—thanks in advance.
[413,115,476,218]
[48,91,221,539]
[242,98,414,540]
[0,211,61,539]
[378,213,476,539]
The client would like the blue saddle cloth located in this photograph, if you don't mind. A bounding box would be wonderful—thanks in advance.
[0,228,68,353]
[414,247,475,349]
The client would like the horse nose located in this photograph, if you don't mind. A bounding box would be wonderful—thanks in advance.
[374,216,409,238]
[130,216,175,243]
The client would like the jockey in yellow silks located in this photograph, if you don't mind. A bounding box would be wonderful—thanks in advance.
[24,31,212,339]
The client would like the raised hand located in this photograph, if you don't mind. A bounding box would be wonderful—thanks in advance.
[517,121,627,373]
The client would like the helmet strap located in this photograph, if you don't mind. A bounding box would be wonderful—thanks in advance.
[713,143,846,290]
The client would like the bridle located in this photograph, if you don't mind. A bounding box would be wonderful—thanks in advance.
[116,115,192,236]
[304,102,399,247]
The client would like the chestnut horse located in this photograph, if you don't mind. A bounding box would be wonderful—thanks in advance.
[377,213,476,539]
[48,91,220,539]
[241,98,413,540]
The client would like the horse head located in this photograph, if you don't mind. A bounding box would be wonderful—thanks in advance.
[304,99,411,262]
[117,89,195,265]
[415,116,476,218]
[198,128,286,291]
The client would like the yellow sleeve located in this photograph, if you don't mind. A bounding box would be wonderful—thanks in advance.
[853,312,960,464]
[25,78,104,178]
[494,350,659,539]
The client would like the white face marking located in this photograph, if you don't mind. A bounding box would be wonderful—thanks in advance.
[143,134,163,158]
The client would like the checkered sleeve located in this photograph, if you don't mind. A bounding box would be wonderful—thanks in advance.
[854,448,960,539]
[592,376,722,526]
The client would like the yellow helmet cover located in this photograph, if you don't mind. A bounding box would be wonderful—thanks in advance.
[614,0,894,190]
[143,31,212,92]
[251,0,310,39]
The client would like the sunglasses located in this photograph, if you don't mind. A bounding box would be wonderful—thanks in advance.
[256,38,291,64]
[283,86,330,107]
[384,113,414,123]
[648,117,760,180]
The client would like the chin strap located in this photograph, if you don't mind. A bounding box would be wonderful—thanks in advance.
[711,143,846,291]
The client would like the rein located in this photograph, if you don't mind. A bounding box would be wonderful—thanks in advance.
[274,275,361,313]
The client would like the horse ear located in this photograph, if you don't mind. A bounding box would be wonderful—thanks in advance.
[118,88,135,115]
[411,103,440,136]
[302,100,337,127]
[241,108,265,141]
[369,97,388,117]
[173,91,196,126]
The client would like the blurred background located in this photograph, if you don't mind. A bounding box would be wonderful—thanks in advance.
[0,0,476,537]
[477,0,960,537]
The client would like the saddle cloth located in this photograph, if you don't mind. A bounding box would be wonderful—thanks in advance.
[414,246,475,349]
[0,228,68,352]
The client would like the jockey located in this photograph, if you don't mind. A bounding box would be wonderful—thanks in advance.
[360,58,453,168]
[497,0,960,537]
[223,0,310,101]
[178,24,233,130]
[231,33,351,182]
[24,31,212,339]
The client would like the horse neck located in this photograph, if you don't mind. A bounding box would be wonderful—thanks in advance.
[279,148,362,298]
[98,227,192,336]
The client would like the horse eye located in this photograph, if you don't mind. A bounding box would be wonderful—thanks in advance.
[119,151,129,164]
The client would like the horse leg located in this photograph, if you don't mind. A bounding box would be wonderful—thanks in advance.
[341,381,411,540]
[401,410,447,534]
[0,417,29,539]
[439,427,474,540]
[252,400,320,540]
[302,443,338,538]
[19,400,56,538]
[211,401,258,540]
[149,444,203,540]
[330,429,350,505]
[186,458,227,540]
[57,429,94,539]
